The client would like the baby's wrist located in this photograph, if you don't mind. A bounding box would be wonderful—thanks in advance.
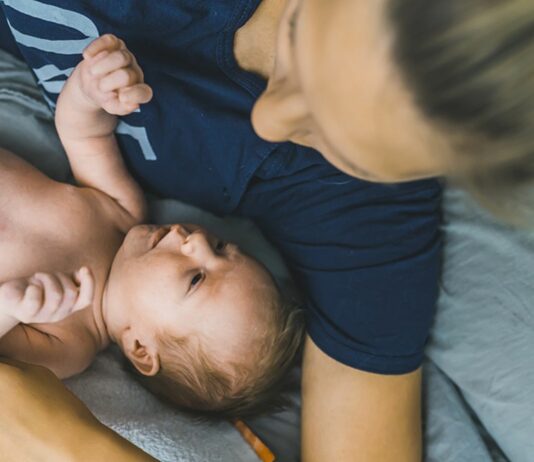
[62,66,97,111]
[0,309,20,338]
[0,283,18,318]
[57,78,117,141]
[1,302,21,322]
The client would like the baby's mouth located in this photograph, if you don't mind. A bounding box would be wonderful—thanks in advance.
[149,226,171,249]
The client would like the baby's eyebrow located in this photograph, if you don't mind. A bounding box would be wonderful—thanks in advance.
[223,243,241,259]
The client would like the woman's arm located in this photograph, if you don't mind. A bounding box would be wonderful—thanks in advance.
[55,34,152,228]
[301,337,422,462]
[0,359,158,462]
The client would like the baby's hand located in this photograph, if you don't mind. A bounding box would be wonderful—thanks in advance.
[78,34,153,116]
[0,268,95,325]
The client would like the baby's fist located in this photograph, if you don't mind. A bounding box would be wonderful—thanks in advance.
[78,34,153,116]
[0,268,95,325]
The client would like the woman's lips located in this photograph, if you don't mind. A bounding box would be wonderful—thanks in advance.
[149,226,170,249]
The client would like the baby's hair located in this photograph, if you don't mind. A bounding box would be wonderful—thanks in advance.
[132,293,305,419]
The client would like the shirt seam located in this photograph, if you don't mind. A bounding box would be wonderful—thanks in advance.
[307,323,425,374]
[216,0,265,98]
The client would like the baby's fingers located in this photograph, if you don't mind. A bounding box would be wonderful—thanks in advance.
[83,34,124,60]
[17,281,44,323]
[99,67,141,93]
[22,283,44,308]
[118,84,153,106]
[72,267,95,313]
[32,273,64,317]
[89,49,132,77]
[55,272,81,315]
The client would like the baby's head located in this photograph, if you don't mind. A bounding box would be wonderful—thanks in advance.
[104,224,304,417]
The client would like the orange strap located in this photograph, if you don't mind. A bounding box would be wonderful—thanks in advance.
[233,419,276,462]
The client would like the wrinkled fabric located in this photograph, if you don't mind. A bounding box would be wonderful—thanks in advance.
[427,187,534,462]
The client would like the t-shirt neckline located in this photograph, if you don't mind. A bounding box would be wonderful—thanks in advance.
[216,0,267,98]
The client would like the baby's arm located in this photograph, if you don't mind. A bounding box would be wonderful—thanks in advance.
[0,269,96,378]
[56,34,153,228]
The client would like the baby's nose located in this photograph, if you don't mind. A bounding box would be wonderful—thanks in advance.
[163,225,191,250]
[180,231,215,259]
[169,224,190,240]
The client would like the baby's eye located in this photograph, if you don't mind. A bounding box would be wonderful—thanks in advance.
[191,272,203,288]
[215,240,227,252]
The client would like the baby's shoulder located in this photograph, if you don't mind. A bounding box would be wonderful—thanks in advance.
[0,146,82,233]
[77,186,140,234]
[0,147,56,197]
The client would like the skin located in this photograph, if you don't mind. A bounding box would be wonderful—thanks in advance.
[0,358,157,462]
[1,0,447,460]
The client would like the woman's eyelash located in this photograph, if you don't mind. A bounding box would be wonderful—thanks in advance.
[215,240,227,251]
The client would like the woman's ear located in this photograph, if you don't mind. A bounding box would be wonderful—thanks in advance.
[121,329,160,376]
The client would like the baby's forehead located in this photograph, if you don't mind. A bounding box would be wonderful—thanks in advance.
[205,259,276,319]
[196,286,272,360]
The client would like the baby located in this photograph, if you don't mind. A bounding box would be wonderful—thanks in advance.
[0,35,304,418]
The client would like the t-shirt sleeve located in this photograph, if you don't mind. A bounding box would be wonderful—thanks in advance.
[241,152,442,374]
[0,7,22,59]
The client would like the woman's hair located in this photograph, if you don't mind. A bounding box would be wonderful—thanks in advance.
[132,293,305,419]
[388,0,534,223]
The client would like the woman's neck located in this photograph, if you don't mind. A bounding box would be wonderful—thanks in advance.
[234,0,287,79]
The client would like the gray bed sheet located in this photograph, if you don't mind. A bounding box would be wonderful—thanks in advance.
[2,48,532,462]
[426,186,534,462]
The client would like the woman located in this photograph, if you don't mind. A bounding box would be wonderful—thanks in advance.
[0,1,532,461]
[254,0,534,216]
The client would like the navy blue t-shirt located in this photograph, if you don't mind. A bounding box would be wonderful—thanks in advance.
[0,0,442,374]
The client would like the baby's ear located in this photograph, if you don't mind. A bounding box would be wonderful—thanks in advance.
[122,330,160,376]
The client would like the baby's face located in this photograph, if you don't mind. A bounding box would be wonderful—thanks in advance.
[105,224,276,366]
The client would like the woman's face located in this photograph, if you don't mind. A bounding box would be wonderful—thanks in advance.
[252,0,452,182]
